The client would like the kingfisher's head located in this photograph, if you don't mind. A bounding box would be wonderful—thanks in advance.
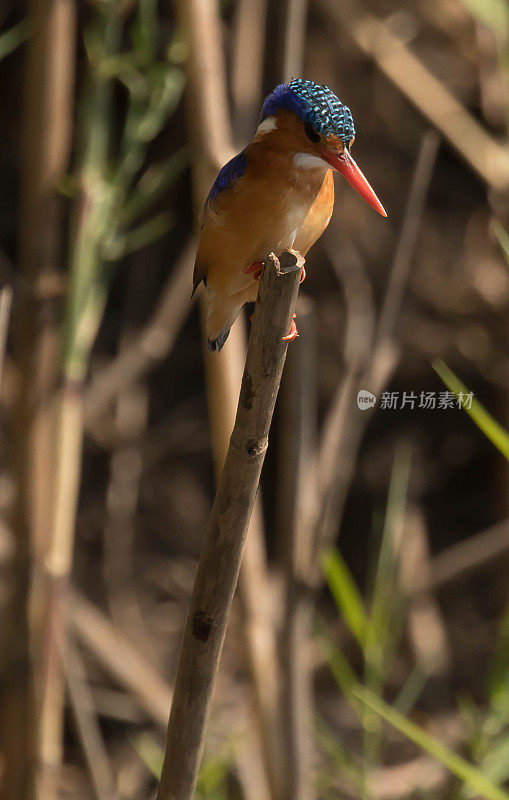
[258,78,387,217]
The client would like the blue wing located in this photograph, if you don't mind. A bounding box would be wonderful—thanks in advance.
[206,150,247,206]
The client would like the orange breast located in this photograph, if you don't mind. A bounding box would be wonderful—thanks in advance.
[196,147,334,299]
[294,169,334,255]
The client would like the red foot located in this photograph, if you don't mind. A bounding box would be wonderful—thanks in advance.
[300,266,306,284]
[244,260,263,280]
[282,313,299,342]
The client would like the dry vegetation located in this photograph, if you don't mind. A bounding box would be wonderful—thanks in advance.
[0,0,509,799]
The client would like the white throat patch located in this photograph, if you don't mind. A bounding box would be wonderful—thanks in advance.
[293,152,328,171]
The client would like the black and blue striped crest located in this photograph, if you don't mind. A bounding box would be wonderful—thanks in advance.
[261,78,355,144]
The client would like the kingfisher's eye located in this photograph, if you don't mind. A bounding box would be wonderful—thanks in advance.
[304,120,320,144]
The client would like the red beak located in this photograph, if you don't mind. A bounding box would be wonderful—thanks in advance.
[320,148,387,218]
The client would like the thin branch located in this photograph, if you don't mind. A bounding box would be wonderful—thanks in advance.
[180,0,285,796]
[69,588,172,729]
[38,9,121,788]
[0,286,13,396]
[428,517,509,590]
[265,0,308,87]
[231,0,268,143]
[376,132,441,344]
[64,637,120,800]
[5,0,76,795]
[156,251,303,800]
[398,505,451,679]
[281,0,308,82]
[277,298,318,800]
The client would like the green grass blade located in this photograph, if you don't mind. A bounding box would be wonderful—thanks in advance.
[129,731,163,778]
[480,734,509,789]
[322,549,368,647]
[353,686,509,800]
[366,443,411,662]
[392,666,428,717]
[130,731,232,798]
[121,145,189,225]
[0,18,29,61]
[492,221,509,266]
[362,444,411,767]
[316,717,364,795]
[315,616,363,720]
[433,360,509,460]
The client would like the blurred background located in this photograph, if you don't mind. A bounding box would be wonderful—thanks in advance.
[1,0,509,798]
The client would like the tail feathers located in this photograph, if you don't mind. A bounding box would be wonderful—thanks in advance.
[207,326,231,353]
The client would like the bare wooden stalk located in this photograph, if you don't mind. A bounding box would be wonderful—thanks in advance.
[38,9,121,789]
[203,316,285,800]
[3,0,76,797]
[64,638,120,800]
[398,505,451,679]
[277,298,318,800]
[179,0,285,795]
[231,0,268,142]
[156,251,303,800]
[0,287,13,396]
[69,588,172,728]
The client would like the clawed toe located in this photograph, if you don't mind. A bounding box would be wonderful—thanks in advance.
[282,313,299,342]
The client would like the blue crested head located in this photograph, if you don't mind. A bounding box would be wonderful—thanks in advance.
[260,78,355,144]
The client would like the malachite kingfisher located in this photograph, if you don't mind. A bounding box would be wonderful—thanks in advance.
[192,78,387,352]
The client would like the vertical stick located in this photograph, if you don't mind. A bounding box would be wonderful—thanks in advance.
[179,0,285,795]
[156,253,302,800]
[3,1,76,798]
[64,638,119,800]
[277,299,318,800]
[38,8,121,793]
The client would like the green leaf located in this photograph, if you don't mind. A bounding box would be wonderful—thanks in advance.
[322,549,368,648]
[392,666,428,717]
[130,731,233,799]
[353,686,509,800]
[492,221,509,267]
[433,361,509,459]
[480,733,509,788]
[316,618,363,720]
[129,731,163,778]
[134,66,184,143]
[102,212,173,260]
[366,443,411,666]
[362,444,411,767]
[0,18,29,61]
[131,0,158,60]
[316,717,364,794]
[121,146,189,224]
